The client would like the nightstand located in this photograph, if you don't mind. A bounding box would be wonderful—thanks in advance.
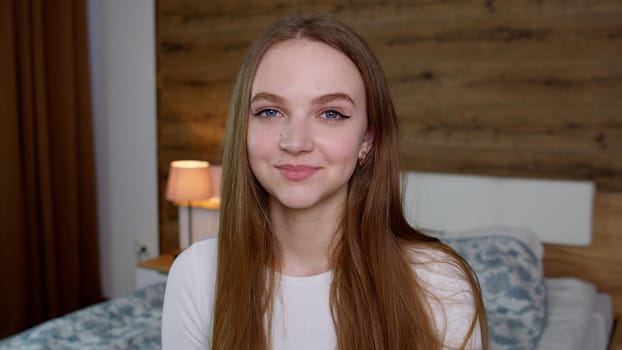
[135,253,175,289]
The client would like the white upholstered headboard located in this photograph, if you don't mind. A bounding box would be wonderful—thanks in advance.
[401,172,595,246]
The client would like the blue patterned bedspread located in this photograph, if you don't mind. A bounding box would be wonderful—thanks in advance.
[0,283,164,350]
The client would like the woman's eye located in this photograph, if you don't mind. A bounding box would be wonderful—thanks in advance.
[321,110,347,120]
[254,108,281,118]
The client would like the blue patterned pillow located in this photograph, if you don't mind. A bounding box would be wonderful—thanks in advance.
[441,231,547,350]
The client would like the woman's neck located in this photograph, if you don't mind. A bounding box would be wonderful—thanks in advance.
[269,201,341,277]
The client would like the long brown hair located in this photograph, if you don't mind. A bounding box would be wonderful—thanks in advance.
[213,15,488,350]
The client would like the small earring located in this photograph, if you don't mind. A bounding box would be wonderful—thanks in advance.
[358,150,367,166]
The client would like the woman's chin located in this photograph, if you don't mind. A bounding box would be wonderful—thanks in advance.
[268,190,331,211]
[272,197,318,211]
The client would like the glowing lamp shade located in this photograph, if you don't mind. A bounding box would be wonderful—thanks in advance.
[208,164,221,198]
[165,160,212,203]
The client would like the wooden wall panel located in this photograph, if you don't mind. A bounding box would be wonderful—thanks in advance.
[157,0,622,253]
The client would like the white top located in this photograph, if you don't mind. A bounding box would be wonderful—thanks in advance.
[161,238,482,349]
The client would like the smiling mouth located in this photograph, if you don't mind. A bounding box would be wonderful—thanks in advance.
[276,164,319,181]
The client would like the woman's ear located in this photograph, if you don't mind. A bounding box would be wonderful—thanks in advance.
[361,127,374,153]
[358,127,374,163]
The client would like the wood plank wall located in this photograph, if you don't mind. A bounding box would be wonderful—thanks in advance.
[157,0,622,253]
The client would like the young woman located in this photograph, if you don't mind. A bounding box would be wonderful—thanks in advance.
[162,15,487,350]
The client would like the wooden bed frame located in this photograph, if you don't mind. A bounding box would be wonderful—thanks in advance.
[543,191,622,349]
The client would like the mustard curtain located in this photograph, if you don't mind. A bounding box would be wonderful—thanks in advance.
[0,0,101,337]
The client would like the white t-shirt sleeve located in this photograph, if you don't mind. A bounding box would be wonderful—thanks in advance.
[434,276,483,350]
[161,241,216,349]
[416,252,483,350]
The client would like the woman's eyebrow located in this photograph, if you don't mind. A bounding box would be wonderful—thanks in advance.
[250,92,356,106]
[312,93,356,107]
[250,92,284,104]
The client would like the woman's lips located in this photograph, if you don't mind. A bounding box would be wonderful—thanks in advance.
[276,164,319,181]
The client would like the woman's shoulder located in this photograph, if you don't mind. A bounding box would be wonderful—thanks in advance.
[162,238,219,348]
[404,242,483,348]
[175,237,219,265]
[167,238,218,289]
[404,243,475,298]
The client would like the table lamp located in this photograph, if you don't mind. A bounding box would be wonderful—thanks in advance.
[165,160,212,249]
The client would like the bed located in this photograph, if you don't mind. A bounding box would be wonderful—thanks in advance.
[402,172,622,350]
[434,226,615,349]
[0,283,164,350]
[1,172,620,349]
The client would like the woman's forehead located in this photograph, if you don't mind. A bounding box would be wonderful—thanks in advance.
[250,39,365,104]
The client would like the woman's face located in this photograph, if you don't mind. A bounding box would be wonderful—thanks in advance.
[247,39,372,213]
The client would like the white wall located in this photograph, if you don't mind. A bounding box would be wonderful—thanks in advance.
[88,0,158,298]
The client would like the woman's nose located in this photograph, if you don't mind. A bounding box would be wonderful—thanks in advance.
[279,117,313,155]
